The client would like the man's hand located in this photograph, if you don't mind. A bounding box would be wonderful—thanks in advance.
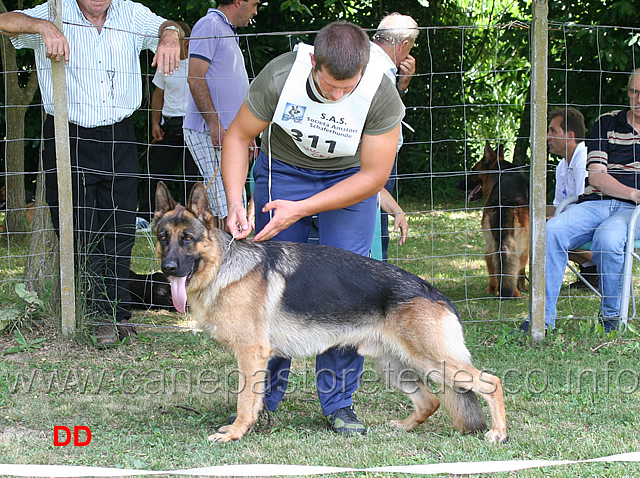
[392,211,408,246]
[397,54,416,92]
[40,20,70,63]
[152,24,182,76]
[253,199,306,242]
[151,122,164,142]
[209,122,225,148]
[226,205,253,239]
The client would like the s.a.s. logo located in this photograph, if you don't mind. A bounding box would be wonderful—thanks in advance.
[281,103,305,124]
[320,113,346,125]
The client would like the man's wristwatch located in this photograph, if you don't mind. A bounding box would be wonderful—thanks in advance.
[398,87,409,97]
[162,25,181,38]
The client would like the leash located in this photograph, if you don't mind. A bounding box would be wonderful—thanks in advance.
[226,228,243,252]
[267,122,273,220]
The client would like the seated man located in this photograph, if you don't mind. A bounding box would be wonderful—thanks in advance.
[546,107,597,290]
[523,68,640,333]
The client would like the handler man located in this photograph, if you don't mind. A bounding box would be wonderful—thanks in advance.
[222,21,405,434]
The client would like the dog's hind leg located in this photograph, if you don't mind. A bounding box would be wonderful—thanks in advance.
[438,360,507,443]
[208,343,271,443]
[374,355,440,431]
[391,301,508,442]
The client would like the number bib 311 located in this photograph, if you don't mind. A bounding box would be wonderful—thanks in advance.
[272,43,383,160]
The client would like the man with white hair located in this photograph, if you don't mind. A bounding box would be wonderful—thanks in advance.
[372,13,418,100]
[371,13,419,260]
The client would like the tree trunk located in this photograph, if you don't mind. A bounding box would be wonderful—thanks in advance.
[23,167,60,316]
[0,0,60,314]
[513,87,531,167]
[1,35,39,236]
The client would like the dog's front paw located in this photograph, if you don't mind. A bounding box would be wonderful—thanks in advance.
[388,419,418,431]
[485,428,508,443]
[207,433,231,443]
[208,423,249,443]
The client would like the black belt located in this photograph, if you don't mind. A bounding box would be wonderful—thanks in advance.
[163,116,184,127]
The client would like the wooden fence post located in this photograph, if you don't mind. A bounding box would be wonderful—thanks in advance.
[49,0,76,337]
[529,0,549,343]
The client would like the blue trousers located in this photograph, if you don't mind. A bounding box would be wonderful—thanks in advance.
[253,152,376,415]
[546,199,640,327]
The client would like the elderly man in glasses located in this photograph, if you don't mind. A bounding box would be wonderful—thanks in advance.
[532,69,640,334]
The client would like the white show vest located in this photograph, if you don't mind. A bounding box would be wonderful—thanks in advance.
[272,43,384,159]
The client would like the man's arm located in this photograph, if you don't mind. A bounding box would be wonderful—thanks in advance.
[379,188,408,245]
[151,21,183,77]
[187,57,224,147]
[0,11,69,62]
[253,125,400,242]
[222,102,270,238]
[150,87,165,142]
[587,162,640,203]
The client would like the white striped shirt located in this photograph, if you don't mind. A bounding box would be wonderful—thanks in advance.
[12,0,165,128]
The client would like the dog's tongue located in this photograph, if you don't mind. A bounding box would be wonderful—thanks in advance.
[169,276,188,314]
[467,184,482,206]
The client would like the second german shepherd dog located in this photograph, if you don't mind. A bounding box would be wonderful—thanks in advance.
[462,142,530,298]
[154,182,508,444]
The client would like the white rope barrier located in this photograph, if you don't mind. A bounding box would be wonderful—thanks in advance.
[2,452,640,477]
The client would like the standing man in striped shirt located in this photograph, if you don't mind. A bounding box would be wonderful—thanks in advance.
[539,69,640,334]
[0,0,183,346]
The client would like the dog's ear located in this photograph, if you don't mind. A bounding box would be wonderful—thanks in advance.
[483,141,496,164]
[154,182,176,219]
[496,143,505,160]
[187,182,213,223]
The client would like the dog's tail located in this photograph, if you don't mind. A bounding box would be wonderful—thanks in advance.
[490,206,521,298]
[441,386,487,433]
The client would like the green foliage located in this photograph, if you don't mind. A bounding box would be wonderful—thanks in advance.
[0,282,50,333]
[3,327,45,354]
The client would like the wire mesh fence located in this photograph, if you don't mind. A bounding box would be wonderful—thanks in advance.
[0,15,639,338]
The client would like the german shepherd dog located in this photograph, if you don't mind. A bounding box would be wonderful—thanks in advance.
[154,181,508,444]
[461,142,529,298]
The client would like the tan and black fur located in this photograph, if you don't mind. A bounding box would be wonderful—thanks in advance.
[463,142,529,298]
[154,181,508,444]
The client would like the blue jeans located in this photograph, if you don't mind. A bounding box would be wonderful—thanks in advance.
[253,152,376,415]
[546,199,640,327]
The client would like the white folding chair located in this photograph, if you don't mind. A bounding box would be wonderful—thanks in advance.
[555,196,640,329]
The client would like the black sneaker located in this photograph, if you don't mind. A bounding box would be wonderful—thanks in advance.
[326,407,366,435]
[600,317,619,333]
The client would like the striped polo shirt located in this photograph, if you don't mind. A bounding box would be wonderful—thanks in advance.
[11,0,166,128]
[583,107,640,201]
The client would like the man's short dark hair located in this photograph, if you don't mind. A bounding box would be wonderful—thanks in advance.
[549,107,586,141]
[313,22,370,80]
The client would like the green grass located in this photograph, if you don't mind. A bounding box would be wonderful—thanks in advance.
[1,202,640,477]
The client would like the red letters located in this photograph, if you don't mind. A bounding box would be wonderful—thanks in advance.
[53,426,71,446]
[74,426,91,446]
[53,426,92,446]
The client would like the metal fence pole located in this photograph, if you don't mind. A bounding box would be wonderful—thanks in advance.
[49,0,76,337]
[529,0,549,343]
